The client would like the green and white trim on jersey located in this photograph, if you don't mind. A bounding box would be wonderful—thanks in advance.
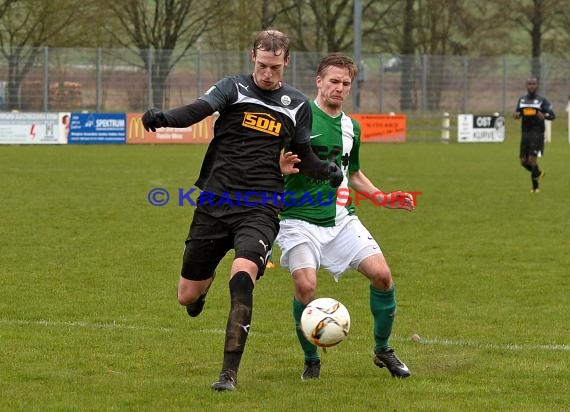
[280,100,361,227]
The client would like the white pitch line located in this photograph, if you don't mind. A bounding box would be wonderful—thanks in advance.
[2,318,569,353]
[390,336,570,352]
[0,318,174,332]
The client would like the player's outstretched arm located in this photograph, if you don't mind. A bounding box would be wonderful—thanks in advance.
[385,191,416,211]
[142,99,215,131]
[349,170,415,211]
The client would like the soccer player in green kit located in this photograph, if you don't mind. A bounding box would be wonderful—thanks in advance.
[276,53,415,380]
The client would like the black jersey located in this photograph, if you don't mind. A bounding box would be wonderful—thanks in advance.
[195,74,312,200]
[515,93,555,134]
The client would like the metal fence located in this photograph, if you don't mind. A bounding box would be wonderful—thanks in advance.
[1,47,569,139]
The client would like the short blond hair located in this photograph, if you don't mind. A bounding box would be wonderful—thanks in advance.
[317,53,358,81]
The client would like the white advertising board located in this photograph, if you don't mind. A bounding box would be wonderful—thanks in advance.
[0,112,68,144]
[458,114,505,143]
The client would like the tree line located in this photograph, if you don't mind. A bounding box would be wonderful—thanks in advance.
[1,0,569,110]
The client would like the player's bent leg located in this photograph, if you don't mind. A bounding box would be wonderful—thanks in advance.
[293,268,318,304]
[177,277,213,305]
[178,276,215,317]
[288,243,321,379]
[179,236,231,317]
[520,153,533,171]
[292,268,321,380]
[288,242,319,302]
[358,253,393,291]
[357,253,411,378]
[520,159,532,171]
[528,155,543,192]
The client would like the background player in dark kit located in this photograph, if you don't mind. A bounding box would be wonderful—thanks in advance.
[513,77,555,192]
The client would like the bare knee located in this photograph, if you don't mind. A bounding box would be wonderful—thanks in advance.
[293,269,317,305]
[177,277,211,306]
[358,254,393,290]
[370,267,393,290]
[177,288,195,306]
[177,290,193,306]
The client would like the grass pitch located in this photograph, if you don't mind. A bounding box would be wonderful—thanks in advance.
[1,133,569,411]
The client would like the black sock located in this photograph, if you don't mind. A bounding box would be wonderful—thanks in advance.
[221,271,254,374]
[521,163,532,172]
[531,165,541,190]
[531,165,541,179]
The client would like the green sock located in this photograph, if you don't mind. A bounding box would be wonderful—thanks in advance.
[370,285,396,353]
[293,297,319,362]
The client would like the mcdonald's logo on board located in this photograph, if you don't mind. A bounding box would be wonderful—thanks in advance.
[126,113,216,144]
[128,115,146,141]
[191,117,212,140]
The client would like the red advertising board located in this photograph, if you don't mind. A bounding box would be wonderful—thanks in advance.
[350,113,406,142]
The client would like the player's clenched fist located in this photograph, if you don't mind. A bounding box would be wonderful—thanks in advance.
[327,162,344,188]
[142,108,167,132]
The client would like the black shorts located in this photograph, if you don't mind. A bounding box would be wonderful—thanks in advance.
[180,198,279,281]
[520,131,544,158]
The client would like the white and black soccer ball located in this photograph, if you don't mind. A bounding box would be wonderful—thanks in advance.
[300,298,351,348]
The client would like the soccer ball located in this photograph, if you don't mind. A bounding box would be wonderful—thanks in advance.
[300,298,351,348]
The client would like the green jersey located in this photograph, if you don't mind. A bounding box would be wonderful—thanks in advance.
[280,100,361,227]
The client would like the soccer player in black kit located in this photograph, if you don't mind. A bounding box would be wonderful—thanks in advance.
[142,30,342,391]
[513,77,555,192]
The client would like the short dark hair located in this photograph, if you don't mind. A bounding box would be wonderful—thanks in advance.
[252,30,290,60]
[316,53,358,81]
